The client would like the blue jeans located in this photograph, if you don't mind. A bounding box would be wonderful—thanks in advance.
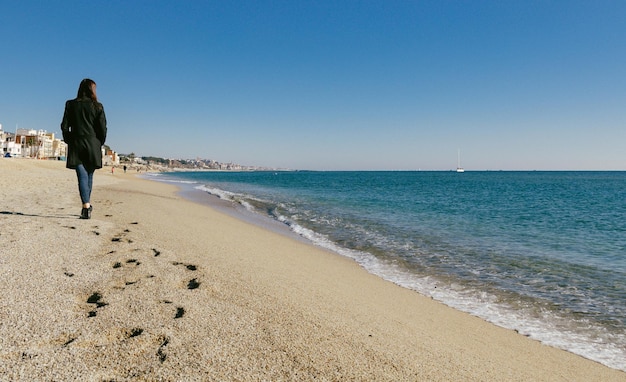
[75,164,94,205]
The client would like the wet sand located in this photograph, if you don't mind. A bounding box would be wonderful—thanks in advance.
[1,159,624,381]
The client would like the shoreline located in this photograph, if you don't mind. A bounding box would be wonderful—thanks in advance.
[1,159,624,380]
[149,170,626,373]
[149,174,314,245]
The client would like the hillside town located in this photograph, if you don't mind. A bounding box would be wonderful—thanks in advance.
[0,124,278,171]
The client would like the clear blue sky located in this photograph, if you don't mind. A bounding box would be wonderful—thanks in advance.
[1,1,625,170]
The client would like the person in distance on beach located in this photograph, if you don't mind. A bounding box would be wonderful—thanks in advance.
[61,78,107,219]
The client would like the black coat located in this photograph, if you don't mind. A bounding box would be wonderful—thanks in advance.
[61,97,107,170]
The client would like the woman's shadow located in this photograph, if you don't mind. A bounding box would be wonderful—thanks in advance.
[1,210,79,219]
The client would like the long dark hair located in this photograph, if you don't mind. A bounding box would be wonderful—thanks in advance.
[76,78,101,109]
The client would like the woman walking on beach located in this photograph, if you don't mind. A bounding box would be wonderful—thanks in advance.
[61,78,107,219]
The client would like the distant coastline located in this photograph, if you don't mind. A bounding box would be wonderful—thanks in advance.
[109,154,293,173]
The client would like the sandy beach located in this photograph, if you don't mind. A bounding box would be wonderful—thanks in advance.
[1,159,624,381]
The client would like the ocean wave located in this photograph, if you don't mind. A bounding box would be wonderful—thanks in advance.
[141,173,198,184]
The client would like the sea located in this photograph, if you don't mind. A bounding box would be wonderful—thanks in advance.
[148,170,626,371]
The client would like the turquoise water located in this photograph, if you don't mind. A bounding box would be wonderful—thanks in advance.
[153,171,626,371]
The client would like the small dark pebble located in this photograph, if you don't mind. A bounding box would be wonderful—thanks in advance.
[158,351,167,363]
[186,265,197,271]
[63,338,76,347]
[87,293,102,304]
[113,262,122,269]
[175,307,185,319]
[128,328,143,338]
[187,279,200,290]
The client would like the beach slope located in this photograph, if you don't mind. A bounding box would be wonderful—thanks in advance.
[1,159,624,381]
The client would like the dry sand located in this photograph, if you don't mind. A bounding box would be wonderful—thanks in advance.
[1,159,624,381]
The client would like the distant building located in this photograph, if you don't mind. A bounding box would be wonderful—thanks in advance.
[1,125,23,157]
[0,124,123,165]
[12,128,67,159]
[102,147,120,166]
[1,126,67,159]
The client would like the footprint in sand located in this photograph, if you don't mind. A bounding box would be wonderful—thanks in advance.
[172,261,198,271]
[86,292,108,317]
[157,336,169,363]
[111,229,133,243]
[170,261,202,290]
[124,328,143,338]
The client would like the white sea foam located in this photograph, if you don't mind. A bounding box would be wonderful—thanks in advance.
[195,184,236,201]
[162,179,198,184]
[195,185,263,214]
[141,173,198,184]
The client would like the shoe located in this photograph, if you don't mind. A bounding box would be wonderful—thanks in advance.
[80,206,93,219]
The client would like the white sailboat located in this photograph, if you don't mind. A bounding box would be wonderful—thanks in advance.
[456,149,465,173]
